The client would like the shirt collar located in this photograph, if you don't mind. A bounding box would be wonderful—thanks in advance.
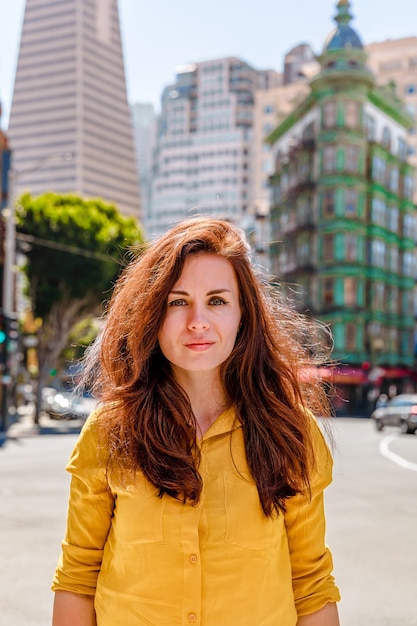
[201,406,241,440]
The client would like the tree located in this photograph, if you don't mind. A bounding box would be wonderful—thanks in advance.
[16,193,144,423]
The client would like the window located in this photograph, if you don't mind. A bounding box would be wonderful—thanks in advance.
[387,286,399,314]
[271,185,281,206]
[323,190,335,216]
[388,167,399,192]
[382,127,392,149]
[398,138,408,161]
[371,240,386,267]
[323,233,334,262]
[323,146,337,173]
[323,279,334,306]
[388,246,398,272]
[297,235,310,263]
[296,198,310,223]
[364,114,376,141]
[405,84,416,95]
[323,101,337,128]
[388,328,399,353]
[403,291,414,316]
[345,189,358,216]
[263,104,274,114]
[374,282,385,310]
[262,159,273,173]
[345,322,357,350]
[345,100,360,128]
[403,175,415,200]
[388,206,399,232]
[298,156,311,181]
[344,278,356,306]
[345,234,357,261]
[372,198,386,227]
[345,146,359,172]
[372,155,386,183]
[380,60,402,72]
[403,213,417,240]
[406,103,417,117]
[403,251,416,276]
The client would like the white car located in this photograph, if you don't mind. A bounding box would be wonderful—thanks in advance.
[370,394,417,435]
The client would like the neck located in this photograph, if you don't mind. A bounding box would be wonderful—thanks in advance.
[173,369,229,436]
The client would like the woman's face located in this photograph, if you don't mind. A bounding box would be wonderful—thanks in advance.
[158,253,241,380]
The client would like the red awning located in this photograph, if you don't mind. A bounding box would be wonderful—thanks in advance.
[299,366,366,385]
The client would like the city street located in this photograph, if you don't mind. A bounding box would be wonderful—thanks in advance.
[0,418,416,625]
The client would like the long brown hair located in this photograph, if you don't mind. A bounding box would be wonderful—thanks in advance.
[82,218,332,516]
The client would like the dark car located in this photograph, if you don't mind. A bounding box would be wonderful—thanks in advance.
[370,394,417,434]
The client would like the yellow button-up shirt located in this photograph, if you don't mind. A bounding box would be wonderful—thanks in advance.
[52,407,340,625]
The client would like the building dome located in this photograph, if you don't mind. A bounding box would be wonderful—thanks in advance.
[323,0,363,52]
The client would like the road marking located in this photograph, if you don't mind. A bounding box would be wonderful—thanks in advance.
[379,435,417,472]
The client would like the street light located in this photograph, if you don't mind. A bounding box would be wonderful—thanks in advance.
[0,150,73,432]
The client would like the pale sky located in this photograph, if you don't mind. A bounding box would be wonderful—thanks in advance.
[0,0,416,129]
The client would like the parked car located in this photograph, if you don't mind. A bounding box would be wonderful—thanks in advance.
[370,394,417,434]
[42,388,97,421]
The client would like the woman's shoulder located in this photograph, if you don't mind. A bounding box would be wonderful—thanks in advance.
[67,404,111,469]
[305,409,334,491]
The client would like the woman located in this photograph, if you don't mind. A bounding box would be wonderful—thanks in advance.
[52,218,341,625]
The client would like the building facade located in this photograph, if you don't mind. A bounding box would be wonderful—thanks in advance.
[268,0,417,414]
[131,102,157,229]
[147,57,281,240]
[366,36,417,201]
[8,0,140,217]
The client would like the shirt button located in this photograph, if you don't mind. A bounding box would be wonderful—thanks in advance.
[190,554,198,564]
[188,612,197,622]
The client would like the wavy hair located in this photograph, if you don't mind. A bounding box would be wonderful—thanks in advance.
[81,217,332,516]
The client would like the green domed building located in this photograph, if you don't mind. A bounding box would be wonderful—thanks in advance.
[268,0,417,415]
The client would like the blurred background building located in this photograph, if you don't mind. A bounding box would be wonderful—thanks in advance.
[131,103,157,230]
[267,0,416,414]
[145,57,279,240]
[7,0,140,217]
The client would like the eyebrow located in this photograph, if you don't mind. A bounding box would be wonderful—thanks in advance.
[169,289,232,296]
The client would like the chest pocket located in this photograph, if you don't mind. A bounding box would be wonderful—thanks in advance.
[111,473,166,544]
[223,471,283,551]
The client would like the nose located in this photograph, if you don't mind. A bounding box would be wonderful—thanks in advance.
[187,304,209,330]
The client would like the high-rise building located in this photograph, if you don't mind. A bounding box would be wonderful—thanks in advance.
[268,0,417,415]
[148,57,273,239]
[366,36,417,200]
[131,103,157,231]
[8,0,140,217]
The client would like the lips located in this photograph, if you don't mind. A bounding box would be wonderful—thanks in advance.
[185,340,214,351]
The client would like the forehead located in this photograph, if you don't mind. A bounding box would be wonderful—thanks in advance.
[174,253,238,288]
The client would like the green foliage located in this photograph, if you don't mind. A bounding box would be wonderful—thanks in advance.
[16,193,144,318]
[62,316,102,363]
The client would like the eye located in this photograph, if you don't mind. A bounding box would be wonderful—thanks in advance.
[210,297,227,306]
[168,299,187,307]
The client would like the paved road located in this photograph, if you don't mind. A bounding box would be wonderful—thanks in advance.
[0,417,416,625]
[325,418,417,626]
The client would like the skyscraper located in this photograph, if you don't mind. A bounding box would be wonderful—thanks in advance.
[8,0,140,217]
[148,57,272,239]
[131,102,157,230]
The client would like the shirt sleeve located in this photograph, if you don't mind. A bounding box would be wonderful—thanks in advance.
[51,411,115,596]
[284,415,341,616]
